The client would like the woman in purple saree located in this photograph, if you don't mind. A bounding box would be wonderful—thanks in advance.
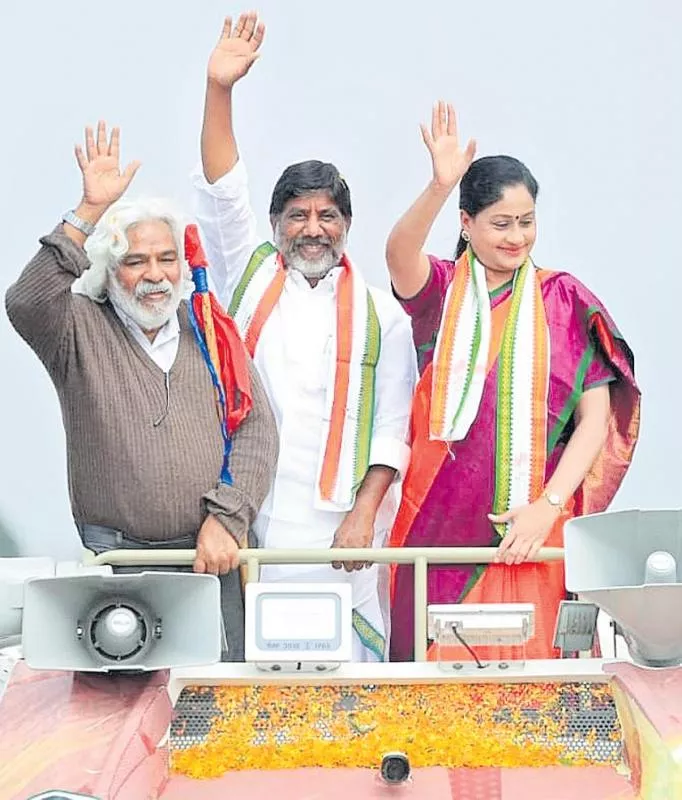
[387,102,640,662]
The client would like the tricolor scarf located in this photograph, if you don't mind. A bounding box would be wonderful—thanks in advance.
[184,225,253,485]
[430,248,550,530]
[228,243,381,510]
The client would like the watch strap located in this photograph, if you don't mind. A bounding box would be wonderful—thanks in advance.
[62,209,97,237]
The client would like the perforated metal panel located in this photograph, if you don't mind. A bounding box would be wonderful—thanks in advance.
[170,682,622,778]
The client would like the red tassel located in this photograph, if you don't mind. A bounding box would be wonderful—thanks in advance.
[184,224,208,269]
[191,292,253,434]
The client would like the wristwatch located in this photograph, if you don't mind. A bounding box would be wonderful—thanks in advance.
[62,209,97,237]
[542,490,565,513]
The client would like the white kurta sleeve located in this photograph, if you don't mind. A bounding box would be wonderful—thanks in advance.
[368,295,417,479]
[190,159,263,307]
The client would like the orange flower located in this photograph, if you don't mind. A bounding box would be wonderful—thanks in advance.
[170,683,621,779]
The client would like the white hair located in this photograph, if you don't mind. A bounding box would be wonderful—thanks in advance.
[73,197,192,301]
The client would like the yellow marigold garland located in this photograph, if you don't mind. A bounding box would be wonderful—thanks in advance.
[171,683,621,779]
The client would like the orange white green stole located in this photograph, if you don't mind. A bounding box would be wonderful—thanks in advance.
[430,248,550,531]
[228,242,381,511]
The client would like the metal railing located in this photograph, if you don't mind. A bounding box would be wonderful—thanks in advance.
[90,546,564,662]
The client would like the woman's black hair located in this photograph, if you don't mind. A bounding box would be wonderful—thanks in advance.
[455,156,539,258]
[269,160,352,220]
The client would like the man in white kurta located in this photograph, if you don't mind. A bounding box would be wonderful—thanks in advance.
[190,12,416,661]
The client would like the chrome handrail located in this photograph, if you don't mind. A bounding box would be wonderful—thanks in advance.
[89,546,564,661]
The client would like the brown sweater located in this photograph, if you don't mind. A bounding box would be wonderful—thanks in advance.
[5,226,278,544]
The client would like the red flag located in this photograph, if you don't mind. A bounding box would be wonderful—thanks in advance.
[185,225,253,434]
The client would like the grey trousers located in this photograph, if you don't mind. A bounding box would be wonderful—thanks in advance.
[78,524,245,662]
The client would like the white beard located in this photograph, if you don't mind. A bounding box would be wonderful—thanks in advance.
[285,251,336,278]
[274,225,347,279]
[108,274,183,331]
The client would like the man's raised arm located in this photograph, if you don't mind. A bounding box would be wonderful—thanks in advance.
[192,12,265,306]
[5,122,139,376]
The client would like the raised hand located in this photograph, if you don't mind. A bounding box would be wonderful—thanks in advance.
[421,101,476,190]
[207,12,265,89]
[74,121,141,212]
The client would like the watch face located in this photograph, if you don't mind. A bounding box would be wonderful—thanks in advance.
[547,494,561,506]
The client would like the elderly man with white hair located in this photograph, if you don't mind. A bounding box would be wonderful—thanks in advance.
[5,122,278,660]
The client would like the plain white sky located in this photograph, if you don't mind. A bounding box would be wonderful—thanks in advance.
[0,1,680,556]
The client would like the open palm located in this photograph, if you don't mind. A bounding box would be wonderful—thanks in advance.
[421,101,476,189]
[207,12,265,88]
[75,121,140,209]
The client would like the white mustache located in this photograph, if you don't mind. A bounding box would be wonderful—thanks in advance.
[294,237,332,249]
[135,280,173,299]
